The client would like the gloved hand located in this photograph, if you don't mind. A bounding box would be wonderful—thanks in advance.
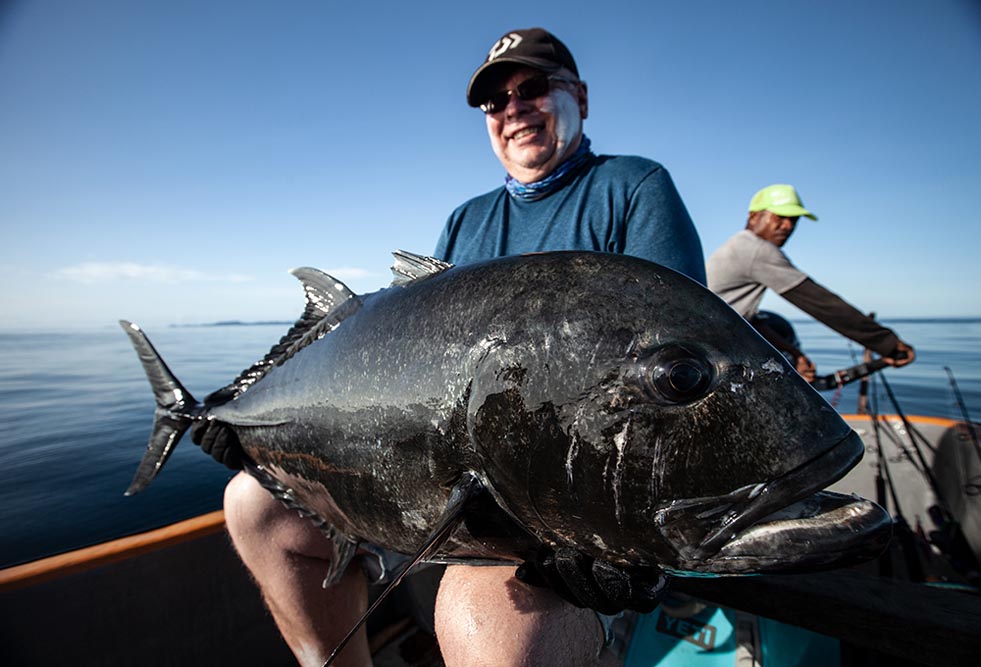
[190,419,246,470]
[515,546,668,615]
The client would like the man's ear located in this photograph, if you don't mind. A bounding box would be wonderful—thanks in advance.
[578,82,589,119]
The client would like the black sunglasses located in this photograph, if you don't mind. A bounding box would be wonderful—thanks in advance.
[479,74,578,114]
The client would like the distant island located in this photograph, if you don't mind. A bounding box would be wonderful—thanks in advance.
[169,320,293,328]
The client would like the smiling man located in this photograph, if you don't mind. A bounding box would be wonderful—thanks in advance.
[216,28,705,667]
[484,66,585,182]
[435,28,705,282]
[430,27,705,666]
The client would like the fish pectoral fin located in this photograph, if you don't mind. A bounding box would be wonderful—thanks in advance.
[389,250,454,286]
[321,473,484,666]
[322,535,358,589]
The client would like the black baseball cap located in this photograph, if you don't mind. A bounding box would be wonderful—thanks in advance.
[466,28,579,107]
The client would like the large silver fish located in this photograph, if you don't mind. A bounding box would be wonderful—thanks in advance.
[121,251,890,583]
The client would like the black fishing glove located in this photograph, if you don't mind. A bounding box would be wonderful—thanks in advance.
[515,546,667,615]
[190,419,245,470]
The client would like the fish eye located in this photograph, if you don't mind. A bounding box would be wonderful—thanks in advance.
[640,345,713,404]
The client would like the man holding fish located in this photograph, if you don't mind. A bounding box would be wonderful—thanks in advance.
[218,27,703,666]
[107,25,893,667]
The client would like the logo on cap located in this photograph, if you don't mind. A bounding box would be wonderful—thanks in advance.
[488,33,524,61]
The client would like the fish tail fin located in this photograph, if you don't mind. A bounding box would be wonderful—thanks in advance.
[119,320,199,495]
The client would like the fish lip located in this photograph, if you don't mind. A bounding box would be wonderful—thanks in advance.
[703,491,893,574]
[692,429,865,560]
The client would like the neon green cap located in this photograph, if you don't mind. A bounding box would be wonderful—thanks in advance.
[748,184,817,220]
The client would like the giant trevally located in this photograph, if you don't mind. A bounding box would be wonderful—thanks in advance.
[120,251,890,585]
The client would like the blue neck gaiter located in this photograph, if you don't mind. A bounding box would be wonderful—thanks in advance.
[504,136,593,202]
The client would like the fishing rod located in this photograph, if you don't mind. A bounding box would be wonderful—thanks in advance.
[944,366,981,468]
[804,337,932,457]
[878,370,981,579]
[866,371,929,582]
[867,371,981,586]
[869,379,906,519]
[870,412,926,476]
[857,347,872,415]
[810,356,894,392]
[852,313,876,414]
[877,372,953,517]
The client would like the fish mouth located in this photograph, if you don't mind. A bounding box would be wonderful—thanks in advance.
[702,491,893,573]
[662,429,892,574]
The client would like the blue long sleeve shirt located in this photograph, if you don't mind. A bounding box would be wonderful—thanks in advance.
[434,154,705,284]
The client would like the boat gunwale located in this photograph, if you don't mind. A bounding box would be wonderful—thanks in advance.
[839,413,960,428]
[0,509,226,592]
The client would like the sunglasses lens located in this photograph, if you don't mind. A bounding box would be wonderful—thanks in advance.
[515,76,549,101]
[481,75,551,113]
[483,91,511,114]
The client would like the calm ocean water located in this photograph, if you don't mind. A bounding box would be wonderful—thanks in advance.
[0,319,978,569]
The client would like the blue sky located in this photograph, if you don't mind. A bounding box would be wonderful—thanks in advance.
[1,0,979,330]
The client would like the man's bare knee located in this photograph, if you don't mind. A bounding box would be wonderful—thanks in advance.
[435,565,607,667]
[223,473,370,666]
[224,472,335,565]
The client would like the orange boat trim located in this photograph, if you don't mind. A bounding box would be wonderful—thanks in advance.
[839,414,960,428]
[0,509,226,592]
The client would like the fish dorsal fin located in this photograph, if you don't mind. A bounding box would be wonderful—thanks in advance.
[291,266,357,319]
[202,268,360,407]
[280,267,361,358]
[322,473,484,666]
[390,250,453,287]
